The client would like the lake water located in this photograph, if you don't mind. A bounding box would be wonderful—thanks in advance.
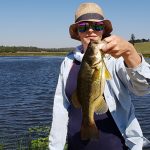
[0,56,149,149]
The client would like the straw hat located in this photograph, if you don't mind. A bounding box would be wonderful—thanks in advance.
[69,3,113,41]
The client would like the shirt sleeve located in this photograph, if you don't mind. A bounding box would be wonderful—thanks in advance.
[125,55,150,95]
[49,62,70,150]
[116,55,150,96]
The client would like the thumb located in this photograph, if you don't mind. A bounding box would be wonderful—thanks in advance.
[99,40,107,52]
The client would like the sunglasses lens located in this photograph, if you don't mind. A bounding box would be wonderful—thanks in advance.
[77,22,104,32]
[77,22,87,32]
[93,22,104,31]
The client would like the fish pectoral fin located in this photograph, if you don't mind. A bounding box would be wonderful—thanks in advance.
[94,96,108,114]
[92,69,101,81]
[103,61,111,80]
[71,90,81,108]
[105,68,111,80]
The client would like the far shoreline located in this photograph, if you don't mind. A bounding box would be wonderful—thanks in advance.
[0,52,150,58]
[0,52,68,57]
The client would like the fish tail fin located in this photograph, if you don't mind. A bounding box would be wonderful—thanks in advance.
[81,123,99,140]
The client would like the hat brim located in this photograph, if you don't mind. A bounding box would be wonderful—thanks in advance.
[69,19,113,41]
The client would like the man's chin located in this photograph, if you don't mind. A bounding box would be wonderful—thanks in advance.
[88,37,99,41]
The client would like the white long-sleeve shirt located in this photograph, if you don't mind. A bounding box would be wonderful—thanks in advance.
[49,46,150,150]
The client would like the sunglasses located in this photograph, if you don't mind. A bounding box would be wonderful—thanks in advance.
[77,22,104,33]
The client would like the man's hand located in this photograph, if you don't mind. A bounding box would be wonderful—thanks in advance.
[102,35,141,68]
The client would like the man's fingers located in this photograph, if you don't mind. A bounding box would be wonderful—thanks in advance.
[103,36,113,43]
[101,41,115,53]
[102,35,117,53]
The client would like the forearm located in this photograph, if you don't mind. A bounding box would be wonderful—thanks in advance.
[125,56,150,95]
[122,43,142,68]
[115,55,150,96]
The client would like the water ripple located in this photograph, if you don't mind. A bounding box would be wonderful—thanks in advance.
[0,56,149,149]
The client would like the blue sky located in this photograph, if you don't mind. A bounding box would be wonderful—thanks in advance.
[0,0,150,48]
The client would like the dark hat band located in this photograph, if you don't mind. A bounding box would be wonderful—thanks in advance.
[75,13,104,23]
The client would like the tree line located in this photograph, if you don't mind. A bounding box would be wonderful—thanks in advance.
[0,34,149,53]
[129,34,150,45]
[0,46,74,53]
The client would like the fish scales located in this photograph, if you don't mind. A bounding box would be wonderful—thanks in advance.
[71,39,111,140]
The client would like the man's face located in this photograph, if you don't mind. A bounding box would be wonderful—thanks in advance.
[77,21,104,50]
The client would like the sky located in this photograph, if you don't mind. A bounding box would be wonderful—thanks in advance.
[0,0,150,48]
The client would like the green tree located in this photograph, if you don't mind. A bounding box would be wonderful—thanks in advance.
[130,34,135,45]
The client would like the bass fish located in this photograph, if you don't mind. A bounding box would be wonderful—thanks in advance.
[71,39,111,140]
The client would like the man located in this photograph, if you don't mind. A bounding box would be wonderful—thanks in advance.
[49,2,150,150]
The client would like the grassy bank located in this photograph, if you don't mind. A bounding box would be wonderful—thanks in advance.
[134,42,150,57]
[0,51,68,56]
